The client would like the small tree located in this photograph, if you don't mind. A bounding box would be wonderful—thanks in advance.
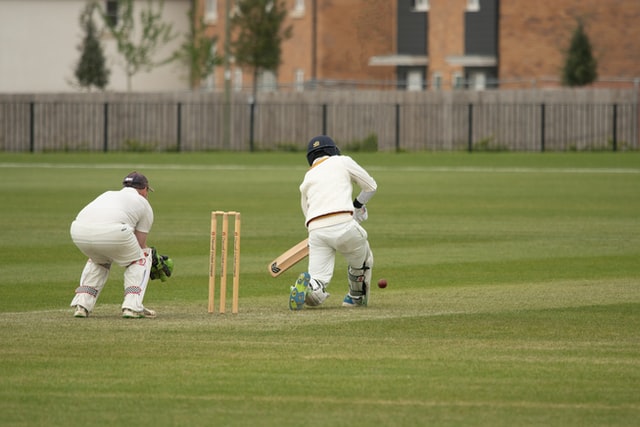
[562,20,598,87]
[173,7,222,89]
[230,0,292,98]
[102,0,177,91]
[75,1,110,91]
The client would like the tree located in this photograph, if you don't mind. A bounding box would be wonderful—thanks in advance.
[75,1,110,91]
[230,0,292,98]
[562,20,598,87]
[102,0,177,91]
[173,7,222,89]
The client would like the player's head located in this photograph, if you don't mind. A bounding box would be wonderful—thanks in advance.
[306,135,340,166]
[123,171,154,192]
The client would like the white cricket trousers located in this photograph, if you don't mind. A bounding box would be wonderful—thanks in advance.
[69,221,151,313]
[308,219,373,289]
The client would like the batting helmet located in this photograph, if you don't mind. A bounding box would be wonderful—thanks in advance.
[306,135,341,166]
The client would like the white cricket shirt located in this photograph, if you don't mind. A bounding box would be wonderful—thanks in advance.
[300,155,377,227]
[75,187,154,233]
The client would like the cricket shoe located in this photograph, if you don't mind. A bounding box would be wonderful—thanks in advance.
[341,295,366,307]
[342,286,368,308]
[289,272,310,310]
[122,307,156,319]
[73,305,89,318]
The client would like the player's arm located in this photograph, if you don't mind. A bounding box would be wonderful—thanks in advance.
[344,157,377,222]
[348,162,377,206]
[134,230,148,249]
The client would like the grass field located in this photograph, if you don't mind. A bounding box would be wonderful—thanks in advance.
[0,151,639,427]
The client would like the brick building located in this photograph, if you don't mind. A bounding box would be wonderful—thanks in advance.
[199,0,640,92]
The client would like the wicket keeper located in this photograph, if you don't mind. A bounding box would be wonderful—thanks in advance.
[69,172,157,318]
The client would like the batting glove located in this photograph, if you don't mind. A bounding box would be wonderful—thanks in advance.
[353,205,368,223]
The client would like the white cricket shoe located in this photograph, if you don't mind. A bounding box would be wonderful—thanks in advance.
[74,305,88,318]
[122,308,156,318]
[143,307,157,318]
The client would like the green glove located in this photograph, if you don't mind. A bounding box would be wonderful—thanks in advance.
[150,247,174,282]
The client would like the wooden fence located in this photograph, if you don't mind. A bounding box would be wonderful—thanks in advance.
[0,89,637,152]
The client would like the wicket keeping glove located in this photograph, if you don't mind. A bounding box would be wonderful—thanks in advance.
[150,247,174,282]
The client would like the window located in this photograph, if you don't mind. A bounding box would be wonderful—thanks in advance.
[452,72,464,89]
[466,0,480,12]
[432,72,442,90]
[470,72,486,90]
[105,0,118,27]
[295,69,305,92]
[412,0,429,12]
[233,69,243,92]
[205,73,215,91]
[260,70,277,92]
[205,0,217,22]
[230,0,241,17]
[292,0,305,17]
[205,42,218,90]
[407,70,423,91]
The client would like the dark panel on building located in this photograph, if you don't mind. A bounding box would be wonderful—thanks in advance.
[397,0,427,55]
[465,0,498,55]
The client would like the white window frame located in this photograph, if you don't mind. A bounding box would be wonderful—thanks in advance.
[471,72,486,90]
[259,70,277,92]
[233,69,243,92]
[432,72,442,90]
[295,69,305,92]
[407,70,423,91]
[205,0,218,22]
[204,42,218,90]
[466,0,480,12]
[291,0,305,17]
[230,0,241,18]
[452,72,464,89]
[412,0,429,12]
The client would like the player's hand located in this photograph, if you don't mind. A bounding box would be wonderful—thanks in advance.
[150,247,174,282]
[353,206,368,223]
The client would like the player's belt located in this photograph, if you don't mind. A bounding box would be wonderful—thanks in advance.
[306,211,352,227]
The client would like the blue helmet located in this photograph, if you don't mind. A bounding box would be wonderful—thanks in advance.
[306,135,341,165]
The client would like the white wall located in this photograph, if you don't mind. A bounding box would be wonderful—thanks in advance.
[0,0,191,92]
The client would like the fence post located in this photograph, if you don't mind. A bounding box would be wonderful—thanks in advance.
[540,103,546,152]
[612,103,618,152]
[249,100,255,152]
[103,102,109,152]
[29,102,35,153]
[467,103,473,152]
[176,102,182,152]
[322,104,327,135]
[395,103,400,152]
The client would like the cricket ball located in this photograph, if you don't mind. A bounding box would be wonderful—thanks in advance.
[377,279,387,289]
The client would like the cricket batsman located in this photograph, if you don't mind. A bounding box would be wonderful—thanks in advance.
[289,135,377,310]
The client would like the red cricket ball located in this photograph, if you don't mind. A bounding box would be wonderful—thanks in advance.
[377,279,387,289]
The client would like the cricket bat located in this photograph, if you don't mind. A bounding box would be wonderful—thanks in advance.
[268,238,309,277]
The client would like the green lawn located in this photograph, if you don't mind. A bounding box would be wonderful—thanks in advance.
[0,152,639,426]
